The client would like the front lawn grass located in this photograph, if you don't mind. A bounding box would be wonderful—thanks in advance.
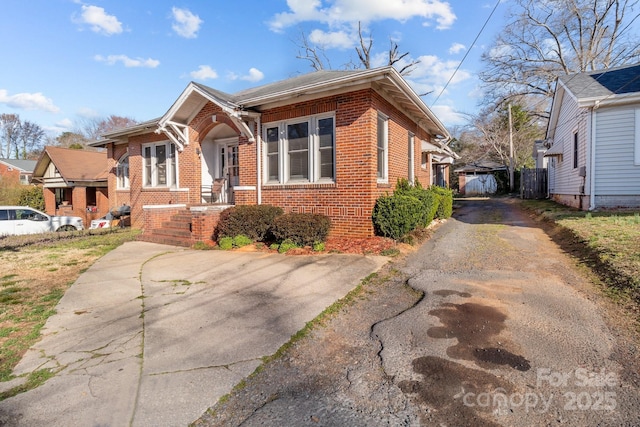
[0,229,140,385]
[521,199,640,303]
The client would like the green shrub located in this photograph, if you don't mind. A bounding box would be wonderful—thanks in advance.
[394,179,438,226]
[278,239,299,253]
[430,186,453,218]
[271,213,331,247]
[218,237,233,250]
[232,234,252,247]
[312,241,325,252]
[16,186,45,211]
[372,194,423,240]
[216,205,283,241]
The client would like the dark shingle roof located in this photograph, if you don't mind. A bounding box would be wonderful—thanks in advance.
[561,63,640,99]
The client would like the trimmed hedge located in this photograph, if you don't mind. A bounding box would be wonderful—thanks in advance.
[431,186,453,219]
[372,194,424,240]
[372,179,454,240]
[216,205,283,241]
[271,213,331,247]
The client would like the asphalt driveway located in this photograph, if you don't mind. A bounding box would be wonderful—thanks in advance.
[0,242,387,426]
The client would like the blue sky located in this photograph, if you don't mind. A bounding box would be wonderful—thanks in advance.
[0,0,506,137]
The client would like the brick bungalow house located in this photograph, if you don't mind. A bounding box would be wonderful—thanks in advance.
[92,66,455,244]
[0,158,37,185]
[31,146,109,226]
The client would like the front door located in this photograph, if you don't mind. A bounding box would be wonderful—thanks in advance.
[221,142,239,204]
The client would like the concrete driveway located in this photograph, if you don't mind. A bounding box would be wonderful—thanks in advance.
[0,242,387,426]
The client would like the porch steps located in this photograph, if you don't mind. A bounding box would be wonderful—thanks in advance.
[138,210,194,247]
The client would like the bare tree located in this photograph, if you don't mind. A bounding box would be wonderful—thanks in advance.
[295,30,331,71]
[0,114,21,158]
[295,21,419,76]
[355,22,372,70]
[461,104,543,171]
[480,0,640,113]
[18,121,45,159]
[77,115,139,140]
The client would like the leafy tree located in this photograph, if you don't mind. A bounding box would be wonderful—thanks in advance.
[479,0,640,115]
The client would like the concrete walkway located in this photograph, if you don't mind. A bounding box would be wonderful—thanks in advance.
[0,242,387,426]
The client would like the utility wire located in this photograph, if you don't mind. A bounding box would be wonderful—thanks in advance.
[431,0,501,107]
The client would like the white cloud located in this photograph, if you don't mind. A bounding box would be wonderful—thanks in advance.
[76,5,123,35]
[77,107,100,118]
[171,7,203,38]
[309,29,353,49]
[409,55,471,86]
[449,42,466,54]
[269,0,456,32]
[94,54,160,68]
[56,118,74,129]
[240,68,265,82]
[229,68,265,83]
[0,89,60,113]
[430,104,466,126]
[190,65,218,81]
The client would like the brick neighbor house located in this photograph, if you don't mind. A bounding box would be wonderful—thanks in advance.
[0,158,36,185]
[92,66,456,245]
[31,146,110,226]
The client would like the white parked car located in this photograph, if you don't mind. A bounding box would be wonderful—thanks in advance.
[0,206,84,236]
[89,205,130,229]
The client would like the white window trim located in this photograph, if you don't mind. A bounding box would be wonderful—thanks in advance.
[116,153,130,190]
[377,112,389,184]
[142,141,179,188]
[263,113,336,184]
[408,132,415,185]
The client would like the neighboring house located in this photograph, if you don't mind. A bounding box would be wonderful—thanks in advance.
[455,161,506,196]
[31,146,109,226]
[544,62,640,210]
[532,140,548,170]
[0,158,37,185]
[92,66,456,242]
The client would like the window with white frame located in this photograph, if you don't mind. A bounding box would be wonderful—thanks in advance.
[377,113,388,182]
[142,142,177,188]
[116,153,129,189]
[408,133,415,185]
[264,114,335,183]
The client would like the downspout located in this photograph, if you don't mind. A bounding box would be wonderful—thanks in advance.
[589,105,597,210]
[256,115,262,205]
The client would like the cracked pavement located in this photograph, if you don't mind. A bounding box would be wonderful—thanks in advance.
[197,198,640,426]
[0,242,386,426]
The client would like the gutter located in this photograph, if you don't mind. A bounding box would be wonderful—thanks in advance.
[589,107,597,210]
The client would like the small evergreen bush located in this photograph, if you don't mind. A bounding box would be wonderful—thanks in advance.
[216,205,283,241]
[218,236,233,250]
[16,186,45,211]
[277,239,299,253]
[232,234,252,247]
[430,186,453,218]
[394,179,438,226]
[271,213,331,247]
[372,193,423,240]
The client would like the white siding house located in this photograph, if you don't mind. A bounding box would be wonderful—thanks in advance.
[545,63,640,210]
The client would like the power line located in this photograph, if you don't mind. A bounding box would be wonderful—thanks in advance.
[431,0,501,107]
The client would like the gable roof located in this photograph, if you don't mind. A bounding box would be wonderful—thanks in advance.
[107,67,450,146]
[557,62,640,108]
[32,146,109,184]
[0,158,37,173]
[547,62,640,140]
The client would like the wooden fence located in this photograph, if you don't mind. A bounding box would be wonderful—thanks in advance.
[520,168,547,199]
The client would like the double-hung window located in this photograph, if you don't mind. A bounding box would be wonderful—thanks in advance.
[377,113,389,182]
[264,114,335,184]
[143,142,177,188]
[116,154,129,189]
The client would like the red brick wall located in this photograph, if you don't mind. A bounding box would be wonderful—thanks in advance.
[0,163,21,184]
[108,88,441,238]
